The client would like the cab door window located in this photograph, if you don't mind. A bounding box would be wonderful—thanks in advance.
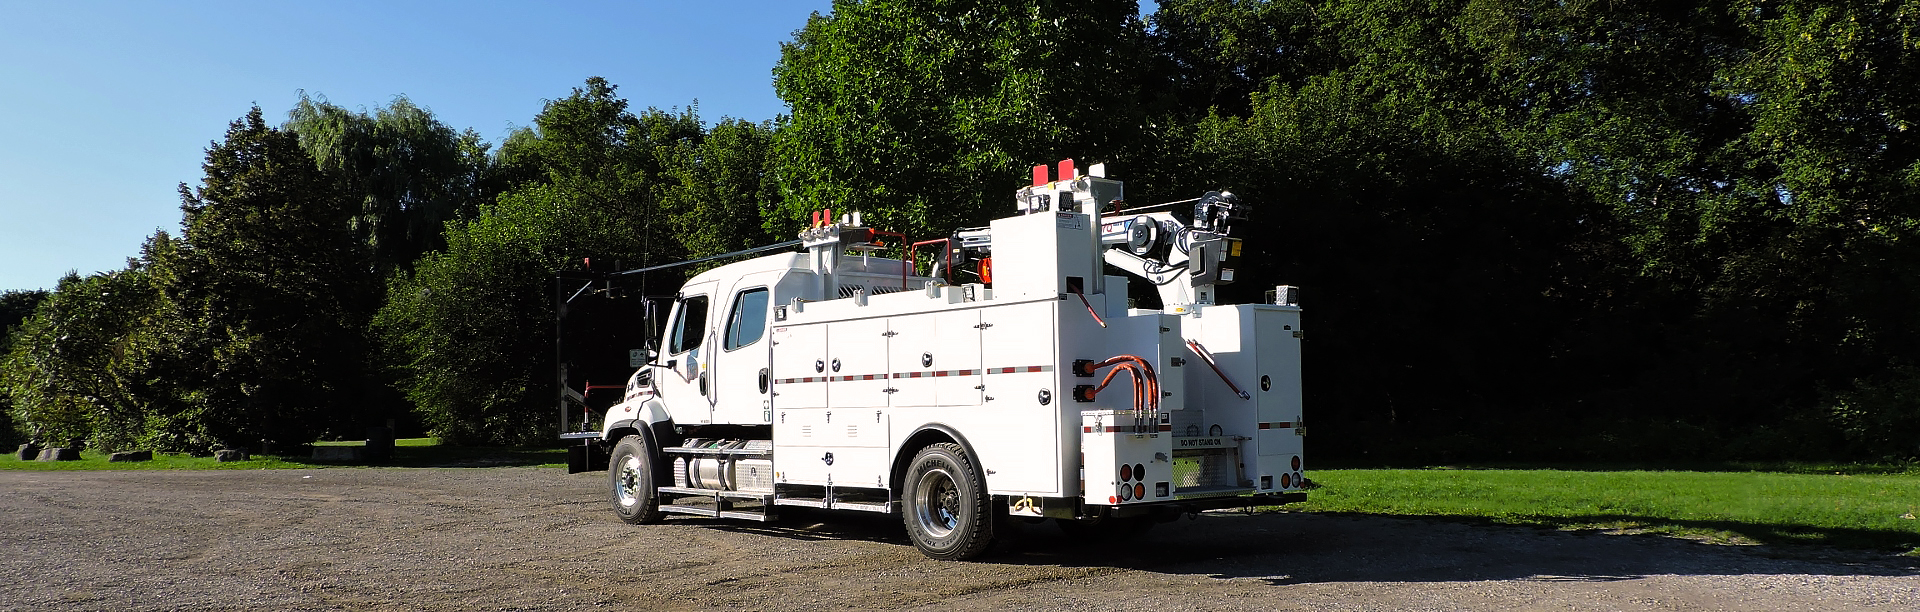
[724,288,770,351]
[668,295,708,355]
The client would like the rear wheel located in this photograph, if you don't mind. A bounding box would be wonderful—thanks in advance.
[902,443,992,560]
[609,434,662,524]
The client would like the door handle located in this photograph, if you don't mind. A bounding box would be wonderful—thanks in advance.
[758,367,770,394]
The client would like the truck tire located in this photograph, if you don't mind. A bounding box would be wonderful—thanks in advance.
[902,442,993,560]
[609,434,663,524]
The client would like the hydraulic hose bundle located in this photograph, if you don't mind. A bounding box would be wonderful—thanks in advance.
[1073,355,1160,432]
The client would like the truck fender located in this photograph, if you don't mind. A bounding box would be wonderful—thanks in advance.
[601,397,674,441]
[893,423,986,492]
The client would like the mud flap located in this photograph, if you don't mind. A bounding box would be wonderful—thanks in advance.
[567,443,609,474]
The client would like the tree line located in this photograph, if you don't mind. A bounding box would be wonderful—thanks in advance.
[5,0,1918,461]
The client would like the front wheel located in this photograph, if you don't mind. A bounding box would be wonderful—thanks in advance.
[609,434,663,524]
[901,442,993,560]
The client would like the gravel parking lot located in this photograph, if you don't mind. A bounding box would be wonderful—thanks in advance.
[2,468,1915,611]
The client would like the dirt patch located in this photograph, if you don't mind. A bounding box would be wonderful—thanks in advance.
[2,469,1915,611]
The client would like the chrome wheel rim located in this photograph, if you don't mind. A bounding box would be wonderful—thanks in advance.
[913,466,960,538]
[615,455,644,508]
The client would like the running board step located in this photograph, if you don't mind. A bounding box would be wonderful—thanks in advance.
[658,503,777,522]
[661,446,772,458]
[659,504,719,517]
[773,497,830,509]
[772,497,895,514]
[659,486,773,501]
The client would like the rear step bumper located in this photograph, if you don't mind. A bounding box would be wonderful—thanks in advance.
[1106,492,1307,518]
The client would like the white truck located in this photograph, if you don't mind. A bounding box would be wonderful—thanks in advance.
[565,161,1306,560]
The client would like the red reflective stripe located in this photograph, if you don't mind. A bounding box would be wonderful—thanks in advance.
[1087,425,1156,433]
[1158,424,1172,432]
[983,365,1053,375]
[1258,423,1270,430]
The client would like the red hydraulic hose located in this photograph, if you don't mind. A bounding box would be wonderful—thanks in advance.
[1185,339,1251,400]
[1069,288,1106,328]
[1081,355,1160,414]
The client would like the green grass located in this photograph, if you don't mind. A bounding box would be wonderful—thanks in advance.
[1,437,565,470]
[1291,468,1920,554]
[312,437,442,448]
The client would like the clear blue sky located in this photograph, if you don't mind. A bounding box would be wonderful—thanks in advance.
[0,0,837,291]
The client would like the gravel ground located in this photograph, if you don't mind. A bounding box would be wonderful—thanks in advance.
[2,468,1915,611]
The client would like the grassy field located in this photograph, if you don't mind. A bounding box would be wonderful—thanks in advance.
[1,438,565,470]
[1291,468,1920,554]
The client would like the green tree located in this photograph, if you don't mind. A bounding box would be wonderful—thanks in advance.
[0,289,48,447]
[148,107,380,450]
[286,93,497,275]
[658,117,784,258]
[379,79,780,444]
[1,269,158,451]
[0,290,47,335]
[773,0,1154,237]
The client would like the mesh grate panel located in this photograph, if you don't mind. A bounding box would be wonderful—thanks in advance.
[1171,449,1238,489]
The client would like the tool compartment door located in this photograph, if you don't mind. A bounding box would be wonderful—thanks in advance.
[827,317,891,408]
[933,309,983,406]
[886,313,938,407]
[976,300,1061,494]
[771,323,827,409]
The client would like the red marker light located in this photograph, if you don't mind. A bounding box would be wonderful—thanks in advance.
[1032,164,1048,186]
[1058,159,1075,181]
[1120,464,1132,482]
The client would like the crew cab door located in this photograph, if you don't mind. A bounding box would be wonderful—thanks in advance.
[655,282,716,424]
[710,272,777,425]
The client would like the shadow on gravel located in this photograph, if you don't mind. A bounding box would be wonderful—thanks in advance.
[694,507,914,546]
[1305,510,1920,556]
[676,509,1920,586]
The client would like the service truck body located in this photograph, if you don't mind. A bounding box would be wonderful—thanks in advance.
[573,163,1305,559]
